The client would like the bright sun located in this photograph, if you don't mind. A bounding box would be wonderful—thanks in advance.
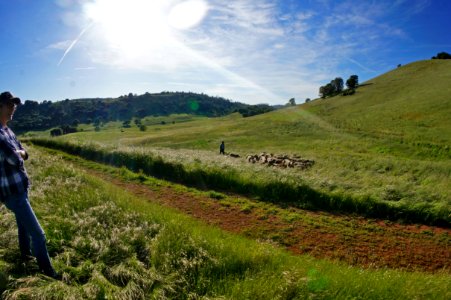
[83,0,208,60]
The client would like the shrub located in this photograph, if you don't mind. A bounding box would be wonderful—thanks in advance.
[342,89,355,96]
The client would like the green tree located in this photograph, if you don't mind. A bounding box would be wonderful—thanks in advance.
[324,83,335,97]
[50,128,62,137]
[122,120,131,128]
[319,86,326,98]
[346,75,359,89]
[93,118,101,127]
[332,77,344,93]
[432,52,451,59]
[287,98,296,106]
[60,125,77,134]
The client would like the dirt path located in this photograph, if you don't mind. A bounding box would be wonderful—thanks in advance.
[76,165,450,273]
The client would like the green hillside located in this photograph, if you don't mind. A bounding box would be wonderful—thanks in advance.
[41,60,451,157]
[305,59,451,146]
[26,59,451,224]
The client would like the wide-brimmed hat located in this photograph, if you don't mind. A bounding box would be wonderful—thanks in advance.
[0,91,21,105]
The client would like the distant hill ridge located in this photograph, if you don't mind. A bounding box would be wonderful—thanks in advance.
[10,91,274,133]
[12,59,451,141]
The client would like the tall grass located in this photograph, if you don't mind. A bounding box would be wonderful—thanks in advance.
[0,145,449,299]
[28,138,450,226]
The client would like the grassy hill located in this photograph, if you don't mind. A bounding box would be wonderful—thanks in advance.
[1,145,449,298]
[25,59,451,224]
[38,60,451,156]
[305,59,451,149]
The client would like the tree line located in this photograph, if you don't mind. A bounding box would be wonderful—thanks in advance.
[10,92,275,134]
[432,52,451,59]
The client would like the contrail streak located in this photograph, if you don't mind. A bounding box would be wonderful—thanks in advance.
[58,23,93,66]
[345,57,378,73]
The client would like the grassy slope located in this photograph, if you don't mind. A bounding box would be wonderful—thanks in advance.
[25,60,451,221]
[48,60,451,151]
[0,145,450,299]
[304,60,451,145]
[300,59,451,207]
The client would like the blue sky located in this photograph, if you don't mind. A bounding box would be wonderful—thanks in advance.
[1,0,450,105]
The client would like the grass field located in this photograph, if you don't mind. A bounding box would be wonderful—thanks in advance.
[23,60,451,225]
[1,145,450,299]
[33,144,451,273]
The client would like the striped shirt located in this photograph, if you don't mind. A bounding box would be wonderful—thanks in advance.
[0,126,29,200]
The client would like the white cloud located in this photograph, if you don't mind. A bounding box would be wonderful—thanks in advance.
[47,40,73,50]
[407,0,431,15]
[296,12,314,21]
[54,0,90,8]
[54,0,76,7]
[74,67,96,70]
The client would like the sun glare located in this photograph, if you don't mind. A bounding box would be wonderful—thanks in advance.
[83,0,209,62]
[168,0,209,30]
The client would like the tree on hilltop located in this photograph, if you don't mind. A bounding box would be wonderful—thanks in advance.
[287,98,296,106]
[432,52,451,59]
[319,82,335,98]
[332,77,344,93]
[346,75,359,90]
[319,86,326,98]
[319,74,359,98]
[319,77,344,98]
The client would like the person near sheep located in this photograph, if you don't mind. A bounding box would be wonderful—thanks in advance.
[219,141,225,155]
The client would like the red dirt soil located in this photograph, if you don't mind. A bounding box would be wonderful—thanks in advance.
[89,169,450,273]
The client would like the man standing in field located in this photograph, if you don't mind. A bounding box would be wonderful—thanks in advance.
[220,141,225,155]
[0,91,58,279]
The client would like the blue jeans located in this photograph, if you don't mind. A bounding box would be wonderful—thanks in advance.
[2,191,55,276]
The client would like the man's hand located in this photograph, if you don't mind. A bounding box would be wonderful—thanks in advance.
[16,150,27,159]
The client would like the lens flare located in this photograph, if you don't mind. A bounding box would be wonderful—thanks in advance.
[168,0,209,30]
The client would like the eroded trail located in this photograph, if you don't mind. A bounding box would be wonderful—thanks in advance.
[43,146,450,273]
